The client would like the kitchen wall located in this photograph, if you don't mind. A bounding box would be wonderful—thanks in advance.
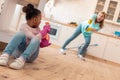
[1,0,120,63]
[42,0,120,63]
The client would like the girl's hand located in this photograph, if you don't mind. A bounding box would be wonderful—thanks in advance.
[36,33,42,39]
[91,28,97,32]
[40,23,51,37]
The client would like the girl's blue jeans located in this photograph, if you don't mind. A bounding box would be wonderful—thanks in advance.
[62,25,91,56]
[3,31,40,63]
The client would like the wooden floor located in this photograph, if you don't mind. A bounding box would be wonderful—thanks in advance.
[0,45,120,80]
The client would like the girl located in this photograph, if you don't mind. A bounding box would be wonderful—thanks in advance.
[60,11,106,60]
[0,4,42,69]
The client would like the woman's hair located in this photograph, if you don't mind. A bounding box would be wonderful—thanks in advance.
[22,4,41,20]
[97,11,106,29]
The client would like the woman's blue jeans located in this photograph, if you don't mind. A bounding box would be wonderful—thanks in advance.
[62,25,91,56]
[3,31,40,62]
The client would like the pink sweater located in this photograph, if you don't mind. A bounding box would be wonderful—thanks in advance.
[19,23,40,44]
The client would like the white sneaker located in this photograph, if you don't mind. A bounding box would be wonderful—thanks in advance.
[78,54,85,61]
[0,53,9,66]
[60,49,66,55]
[9,57,25,70]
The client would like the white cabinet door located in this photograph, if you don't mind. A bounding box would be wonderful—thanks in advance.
[103,38,120,64]
[87,33,108,58]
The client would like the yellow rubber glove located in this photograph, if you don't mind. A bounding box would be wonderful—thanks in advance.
[88,19,92,24]
[86,27,92,32]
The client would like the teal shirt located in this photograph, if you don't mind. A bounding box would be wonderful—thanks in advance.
[81,14,100,36]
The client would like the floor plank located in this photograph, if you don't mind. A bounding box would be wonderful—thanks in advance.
[0,46,120,80]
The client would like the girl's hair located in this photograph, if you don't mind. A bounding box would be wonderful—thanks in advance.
[22,4,41,20]
[97,11,106,29]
